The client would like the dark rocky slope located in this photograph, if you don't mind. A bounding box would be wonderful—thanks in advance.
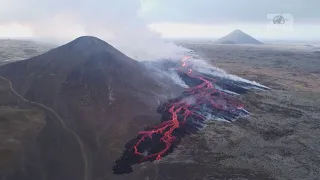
[0,36,182,180]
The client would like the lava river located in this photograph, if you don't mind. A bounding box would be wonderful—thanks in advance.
[113,56,268,174]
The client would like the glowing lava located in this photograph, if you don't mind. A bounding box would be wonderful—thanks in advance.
[113,56,251,174]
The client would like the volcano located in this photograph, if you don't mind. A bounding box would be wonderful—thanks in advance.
[217,29,263,44]
[0,36,182,180]
[0,36,269,180]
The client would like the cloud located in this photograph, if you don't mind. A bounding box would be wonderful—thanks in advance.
[0,23,33,38]
[0,0,188,60]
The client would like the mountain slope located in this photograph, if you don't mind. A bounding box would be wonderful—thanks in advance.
[0,77,45,178]
[0,36,182,180]
[217,29,263,44]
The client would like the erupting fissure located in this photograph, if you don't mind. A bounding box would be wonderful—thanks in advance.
[113,56,255,174]
[132,56,243,160]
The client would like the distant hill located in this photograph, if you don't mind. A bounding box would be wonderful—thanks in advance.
[217,29,263,44]
[0,36,182,180]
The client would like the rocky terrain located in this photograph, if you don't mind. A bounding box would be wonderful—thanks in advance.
[0,39,52,65]
[0,38,319,180]
[170,43,320,180]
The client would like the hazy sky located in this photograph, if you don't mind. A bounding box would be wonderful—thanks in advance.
[1,0,319,39]
[142,0,320,40]
[1,0,319,40]
[0,0,319,58]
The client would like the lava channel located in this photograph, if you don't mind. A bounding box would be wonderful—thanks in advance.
[113,57,253,174]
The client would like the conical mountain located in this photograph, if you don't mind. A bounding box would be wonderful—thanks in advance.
[217,29,263,44]
[0,36,180,104]
[0,36,182,180]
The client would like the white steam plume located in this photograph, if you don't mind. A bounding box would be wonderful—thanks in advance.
[0,0,188,61]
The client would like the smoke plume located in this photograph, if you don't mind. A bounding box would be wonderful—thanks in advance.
[0,0,188,60]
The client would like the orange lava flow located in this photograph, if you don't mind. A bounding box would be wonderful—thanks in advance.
[132,56,243,161]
